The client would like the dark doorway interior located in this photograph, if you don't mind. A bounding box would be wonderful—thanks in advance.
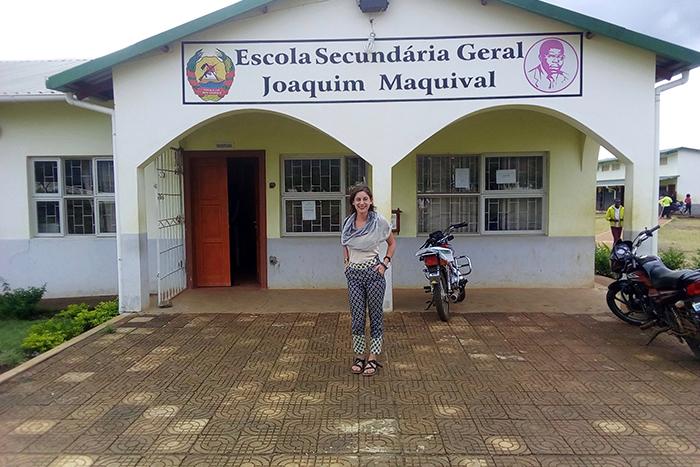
[228,158,259,285]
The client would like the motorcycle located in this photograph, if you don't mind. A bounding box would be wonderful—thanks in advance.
[606,225,700,358]
[415,222,472,321]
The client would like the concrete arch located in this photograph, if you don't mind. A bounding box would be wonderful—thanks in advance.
[393,103,631,168]
[136,107,362,169]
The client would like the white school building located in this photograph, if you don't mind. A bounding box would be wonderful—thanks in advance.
[1,0,699,312]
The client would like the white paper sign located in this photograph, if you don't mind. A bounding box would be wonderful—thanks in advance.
[496,169,517,184]
[302,201,316,221]
[455,168,470,188]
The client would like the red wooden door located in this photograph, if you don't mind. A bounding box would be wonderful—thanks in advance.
[191,157,230,287]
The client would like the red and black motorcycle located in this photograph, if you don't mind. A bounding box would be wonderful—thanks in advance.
[606,225,700,358]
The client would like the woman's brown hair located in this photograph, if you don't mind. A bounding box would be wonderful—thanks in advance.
[348,185,374,215]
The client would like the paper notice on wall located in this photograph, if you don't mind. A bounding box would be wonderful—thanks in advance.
[302,201,316,221]
[496,169,517,184]
[455,168,470,188]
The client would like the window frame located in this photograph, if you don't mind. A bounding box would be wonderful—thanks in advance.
[30,156,116,238]
[280,154,367,236]
[417,152,547,235]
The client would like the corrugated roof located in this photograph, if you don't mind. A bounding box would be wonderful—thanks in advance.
[46,0,700,100]
[0,60,87,98]
[660,146,700,155]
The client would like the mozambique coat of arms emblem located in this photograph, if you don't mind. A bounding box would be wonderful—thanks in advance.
[186,48,235,102]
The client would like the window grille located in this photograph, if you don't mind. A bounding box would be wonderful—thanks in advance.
[282,156,366,234]
[31,157,115,236]
[417,153,546,234]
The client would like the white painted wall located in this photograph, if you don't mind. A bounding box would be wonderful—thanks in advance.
[676,149,700,200]
[0,101,116,297]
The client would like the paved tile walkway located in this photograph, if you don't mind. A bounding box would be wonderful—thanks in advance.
[1,311,700,466]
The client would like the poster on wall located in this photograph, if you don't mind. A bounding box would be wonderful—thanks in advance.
[455,168,470,188]
[301,201,316,221]
[182,32,582,104]
[496,169,517,184]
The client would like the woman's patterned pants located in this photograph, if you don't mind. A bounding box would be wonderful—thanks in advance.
[345,266,385,355]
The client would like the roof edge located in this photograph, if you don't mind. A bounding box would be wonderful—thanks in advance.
[499,0,700,67]
[661,146,700,154]
[46,0,274,92]
[47,0,700,95]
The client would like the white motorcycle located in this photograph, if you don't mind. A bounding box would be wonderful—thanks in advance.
[415,222,473,321]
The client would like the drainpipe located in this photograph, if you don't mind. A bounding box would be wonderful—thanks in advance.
[63,93,114,116]
[64,93,125,311]
[651,70,689,254]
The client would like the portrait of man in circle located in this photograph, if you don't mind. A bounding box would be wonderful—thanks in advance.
[527,38,570,92]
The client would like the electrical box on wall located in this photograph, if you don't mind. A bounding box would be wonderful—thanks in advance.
[358,0,389,13]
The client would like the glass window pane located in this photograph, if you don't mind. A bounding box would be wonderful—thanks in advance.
[346,157,367,190]
[97,160,115,193]
[417,196,479,233]
[37,201,61,233]
[64,159,94,195]
[485,156,543,191]
[285,199,341,233]
[284,159,342,193]
[98,200,117,233]
[34,161,59,194]
[417,155,479,194]
[66,199,95,234]
[485,197,543,231]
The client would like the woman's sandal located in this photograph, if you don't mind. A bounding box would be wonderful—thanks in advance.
[351,357,366,374]
[362,359,382,377]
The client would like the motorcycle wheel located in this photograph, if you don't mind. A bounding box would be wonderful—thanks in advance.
[606,281,651,325]
[686,337,700,359]
[433,268,450,322]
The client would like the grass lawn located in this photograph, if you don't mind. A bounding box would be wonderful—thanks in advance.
[595,213,609,235]
[659,217,700,257]
[0,318,47,373]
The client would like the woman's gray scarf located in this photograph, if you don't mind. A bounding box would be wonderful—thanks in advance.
[341,211,390,250]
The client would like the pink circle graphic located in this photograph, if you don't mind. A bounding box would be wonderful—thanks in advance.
[523,37,579,93]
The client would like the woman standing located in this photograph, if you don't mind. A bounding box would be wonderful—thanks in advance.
[341,185,396,377]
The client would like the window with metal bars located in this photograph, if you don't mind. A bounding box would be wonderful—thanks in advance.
[31,157,116,236]
[417,153,546,234]
[282,156,367,234]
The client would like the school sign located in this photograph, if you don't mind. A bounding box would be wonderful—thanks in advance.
[182,32,582,104]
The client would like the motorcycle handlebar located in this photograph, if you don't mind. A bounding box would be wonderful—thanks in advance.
[647,225,661,234]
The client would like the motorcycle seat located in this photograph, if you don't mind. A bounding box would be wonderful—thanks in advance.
[643,260,700,290]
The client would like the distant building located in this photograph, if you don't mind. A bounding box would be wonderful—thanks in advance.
[596,147,700,210]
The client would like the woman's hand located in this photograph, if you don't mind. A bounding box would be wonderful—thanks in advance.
[374,263,388,275]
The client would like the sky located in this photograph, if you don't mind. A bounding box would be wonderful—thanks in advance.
[1,0,698,153]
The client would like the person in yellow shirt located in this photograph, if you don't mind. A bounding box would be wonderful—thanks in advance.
[659,194,673,219]
[605,198,624,244]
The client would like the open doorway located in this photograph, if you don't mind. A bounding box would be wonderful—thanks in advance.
[228,157,258,285]
[185,151,267,289]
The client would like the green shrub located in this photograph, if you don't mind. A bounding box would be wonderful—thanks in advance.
[659,247,686,270]
[689,249,700,270]
[21,317,82,354]
[0,280,47,320]
[595,243,613,277]
[21,299,119,355]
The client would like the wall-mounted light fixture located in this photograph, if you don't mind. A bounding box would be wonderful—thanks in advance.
[358,0,389,13]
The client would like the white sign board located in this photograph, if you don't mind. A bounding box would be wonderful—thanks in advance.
[182,33,582,104]
[455,168,471,188]
[302,201,316,221]
[496,169,517,184]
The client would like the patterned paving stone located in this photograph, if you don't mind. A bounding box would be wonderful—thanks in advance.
[2,311,700,465]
